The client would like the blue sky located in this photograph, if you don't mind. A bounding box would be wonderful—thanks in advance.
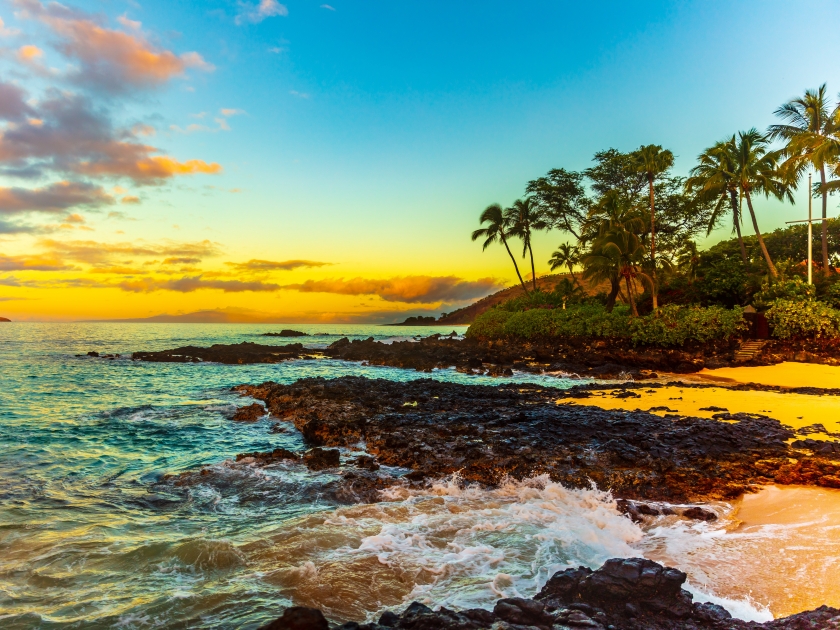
[1,0,839,320]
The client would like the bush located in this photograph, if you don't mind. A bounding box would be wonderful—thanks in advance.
[467,303,745,347]
[765,299,840,339]
[753,278,816,311]
[819,282,840,310]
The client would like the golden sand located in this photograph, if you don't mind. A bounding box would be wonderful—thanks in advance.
[558,381,840,437]
[695,362,840,389]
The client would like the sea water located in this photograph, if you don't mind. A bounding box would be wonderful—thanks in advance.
[0,323,835,628]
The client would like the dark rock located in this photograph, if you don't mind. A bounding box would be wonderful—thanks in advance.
[493,597,553,627]
[132,341,308,364]
[258,606,329,630]
[87,351,100,357]
[681,507,717,521]
[232,376,817,502]
[232,403,266,422]
[303,447,340,471]
[236,448,299,464]
[355,454,380,471]
[263,330,309,337]
[378,610,400,626]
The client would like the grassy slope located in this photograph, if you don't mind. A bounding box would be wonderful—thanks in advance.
[437,273,610,325]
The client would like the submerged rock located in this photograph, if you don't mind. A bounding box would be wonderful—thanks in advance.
[257,557,840,629]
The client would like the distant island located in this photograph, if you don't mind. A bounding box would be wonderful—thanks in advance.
[262,330,309,337]
[0,317,11,322]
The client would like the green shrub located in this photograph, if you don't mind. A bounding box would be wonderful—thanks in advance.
[765,299,840,339]
[753,278,816,311]
[819,282,840,310]
[467,304,745,346]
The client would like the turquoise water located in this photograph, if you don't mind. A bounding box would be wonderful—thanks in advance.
[0,323,592,629]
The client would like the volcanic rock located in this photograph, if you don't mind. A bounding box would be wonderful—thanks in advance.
[232,376,837,502]
[263,330,309,337]
[132,341,308,364]
[232,403,266,422]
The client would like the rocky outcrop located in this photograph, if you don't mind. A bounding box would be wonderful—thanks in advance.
[263,330,310,337]
[233,376,840,502]
[132,341,310,364]
[0,316,10,322]
[257,558,840,629]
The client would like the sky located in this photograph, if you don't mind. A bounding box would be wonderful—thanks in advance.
[1,0,839,322]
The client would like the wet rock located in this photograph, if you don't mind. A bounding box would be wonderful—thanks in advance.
[303,447,340,471]
[258,606,329,630]
[354,454,380,471]
[87,351,100,357]
[236,448,299,464]
[263,330,309,337]
[261,558,840,629]
[681,507,717,521]
[232,403,266,422]
[234,376,816,502]
[132,341,308,364]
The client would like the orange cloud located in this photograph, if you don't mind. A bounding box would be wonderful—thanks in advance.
[0,253,73,271]
[281,276,504,303]
[162,257,202,265]
[15,0,213,92]
[17,44,43,60]
[37,238,221,264]
[121,196,140,204]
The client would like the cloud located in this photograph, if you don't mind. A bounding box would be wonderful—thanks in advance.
[121,195,140,204]
[118,275,282,292]
[0,82,35,122]
[220,108,245,117]
[0,17,22,36]
[17,44,43,60]
[0,253,73,271]
[162,256,201,265]
[235,0,288,24]
[0,181,114,214]
[0,87,222,184]
[14,0,214,93]
[37,238,221,264]
[227,258,332,272]
[320,4,336,10]
[280,276,504,303]
[289,90,310,99]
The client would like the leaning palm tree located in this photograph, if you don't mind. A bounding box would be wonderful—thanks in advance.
[505,198,547,291]
[471,203,529,293]
[633,144,674,309]
[581,248,622,312]
[769,84,840,271]
[595,227,650,317]
[548,243,582,287]
[686,138,748,264]
[731,129,795,278]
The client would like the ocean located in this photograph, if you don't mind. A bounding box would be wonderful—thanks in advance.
[1,323,835,628]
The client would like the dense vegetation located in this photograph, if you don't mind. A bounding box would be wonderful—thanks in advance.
[470,84,840,342]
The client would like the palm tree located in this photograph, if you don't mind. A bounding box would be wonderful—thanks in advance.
[769,84,840,271]
[633,144,674,309]
[582,248,622,312]
[505,198,547,292]
[686,138,748,265]
[595,227,649,316]
[471,203,529,293]
[548,243,582,287]
[731,129,795,278]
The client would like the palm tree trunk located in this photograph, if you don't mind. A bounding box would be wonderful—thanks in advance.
[729,189,748,265]
[501,235,529,293]
[648,176,658,310]
[605,277,620,312]
[743,188,778,278]
[528,242,537,291]
[624,272,639,317]
[821,165,830,271]
[568,265,582,289]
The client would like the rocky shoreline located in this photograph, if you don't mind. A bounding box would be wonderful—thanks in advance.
[127,334,840,378]
[259,557,839,629]
[227,376,840,502]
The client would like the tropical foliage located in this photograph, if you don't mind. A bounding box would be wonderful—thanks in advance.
[468,82,840,341]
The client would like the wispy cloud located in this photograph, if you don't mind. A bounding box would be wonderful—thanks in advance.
[0,182,114,214]
[37,238,221,265]
[118,275,282,292]
[280,276,503,304]
[289,90,310,99]
[0,253,74,271]
[226,259,332,272]
[320,4,336,10]
[235,0,288,25]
